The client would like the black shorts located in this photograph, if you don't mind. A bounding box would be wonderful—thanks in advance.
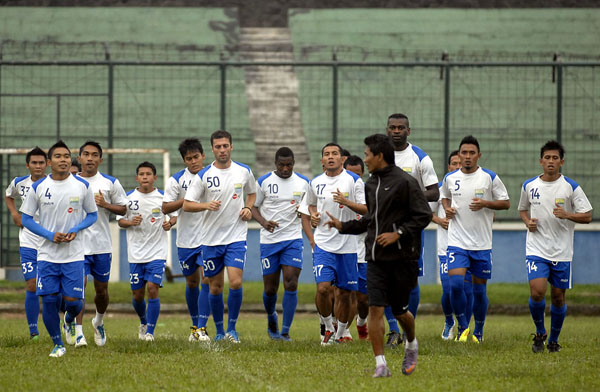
[367,260,418,316]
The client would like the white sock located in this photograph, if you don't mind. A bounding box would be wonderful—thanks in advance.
[357,316,367,327]
[94,311,105,325]
[375,355,387,367]
[335,321,348,340]
[405,337,418,350]
[75,324,84,337]
[322,314,334,332]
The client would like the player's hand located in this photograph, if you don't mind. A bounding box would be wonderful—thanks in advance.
[95,190,107,208]
[376,232,401,247]
[440,217,450,230]
[162,219,172,231]
[206,200,221,211]
[324,211,342,231]
[310,212,321,228]
[64,232,76,242]
[444,207,457,219]
[332,188,347,206]
[310,239,315,250]
[469,198,487,211]
[240,207,252,221]
[553,203,569,219]
[132,215,143,226]
[53,232,67,243]
[262,220,279,233]
[11,213,23,228]
[526,217,538,232]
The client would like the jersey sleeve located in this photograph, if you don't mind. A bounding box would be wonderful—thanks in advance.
[244,169,257,194]
[354,178,366,204]
[440,177,451,200]
[572,186,593,213]
[491,175,510,200]
[419,156,439,188]
[305,182,317,206]
[518,186,530,211]
[5,178,18,198]
[184,175,204,202]
[254,180,265,207]
[163,176,181,203]
[110,179,129,206]
[19,186,38,216]
[82,185,99,214]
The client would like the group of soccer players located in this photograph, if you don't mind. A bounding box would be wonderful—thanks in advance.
[4,114,593,377]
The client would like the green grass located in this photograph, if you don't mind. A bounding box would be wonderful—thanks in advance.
[0,313,599,391]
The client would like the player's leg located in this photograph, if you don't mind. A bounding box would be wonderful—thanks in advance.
[313,245,336,344]
[470,250,492,343]
[20,247,40,339]
[366,261,392,377]
[356,262,369,340]
[447,247,469,340]
[281,264,301,340]
[407,234,425,318]
[261,243,282,339]
[527,257,550,352]
[74,257,91,343]
[333,252,358,342]
[203,246,226,340]
[37,260,66,356]
[547,261,570,352]
[130,263,148,339]
[61,261,86,353]
[86,254,111,347]
[223,241,246,342]
[464,272,474,327]
[178,247,201,338]
[197,265,212,336]
[143,261,165,340]
[439,255,454,340]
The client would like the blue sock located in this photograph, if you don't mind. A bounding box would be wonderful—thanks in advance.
[464,279,474,326]
[384,306,400,333]
[472,283,488,337]
[146,298,160,335]
[263,292,278,323]
[440,278,454,325]
[449,275,468,330]
[41,295,63,346]
[198,283,211,329]
[528,297,546,335]
[55,293,63,313]
[132,298,147,325]
[281,290,298,335]
[25,291,40,335]
[64,300,83,324]
[209,293,225,335]
[227,287,243,333]
[549,304,567,343]
[185,286,200,327]
[408,284,420,318]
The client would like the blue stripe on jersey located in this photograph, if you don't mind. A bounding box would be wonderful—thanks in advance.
[172,169,186,182]
[522,176,538,191]
[295,172,310,183]
[197,164,212,180]
[411,144,428,162]
[100,172,117,183]
[438,180,443,188]
[563,175,579,191]
[157,189,164,195]
[31,176,48,192]
[73,174,90,188]
[481,167,497,181]
[443,169,460,182]
[345,169,361,182]
[13,175,30,187]
[233,161,252,173]
[126,189,136,196]
[310,172,325,185]
[257,172,273,186]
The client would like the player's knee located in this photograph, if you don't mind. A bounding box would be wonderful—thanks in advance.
[550,291,566,307]
[530,291,545,302]
[25,279,37,293]
[317,284,330,297]
[449,274,465,293]
[133,292,145,303]
[186,275,200,288]
[283,279,298,292]
[147,285,159,299]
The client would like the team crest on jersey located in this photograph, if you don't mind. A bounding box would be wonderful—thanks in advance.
[233,183,243,199]
[292,192,302,205]
[555,198,565,207]
[475,189,484,198]
[339,192,350,208]
[151,208,161,218]
[69,197,80,206]
[402,167,412,173]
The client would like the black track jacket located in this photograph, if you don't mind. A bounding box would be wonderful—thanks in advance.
[340,164,432,263]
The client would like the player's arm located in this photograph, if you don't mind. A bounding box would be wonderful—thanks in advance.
[251,206,279,232]
[442,198,456,219]
[240,192,256,221]
[95,190,127,215]
[162,199,183,214]
[553,208,592,224]
[431,212,449,230]
[332,188,367,215]
[301,213,315,249]
[118,214,143,228]
[423,183,440,202]
[470,198,510,211]
[519,210,538,232]
[4,195,23,228]
[162,215,177,231]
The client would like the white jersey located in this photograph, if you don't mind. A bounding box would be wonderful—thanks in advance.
[518,174,592,262]
[394,143,439,192]
[20,174,98,263]
[357,213,367,263]
[301,169,366,254]
[430,181,448,256]
[78,172,128,255]
[185,161,256,246]
[5,175,44,249]
[255,171,310,244]
[163,168,204,249]
[441,167,509,250]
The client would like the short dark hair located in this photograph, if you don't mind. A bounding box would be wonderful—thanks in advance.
[364,134,395,165]
[321,142,342,157]
[178,138,204,159]
[540,140,565,159]
[26,146,47,163]
[344,155,364,173]
[459,135,480,152]
[136,161,157,175]
[210,130,232,146]
[79,140,103,157]
[275,147,294,161]
[387,113,410,127]
[448,150,459,165]
[341,148,351,157]
[48,140,70,157]
[71,158,81,171]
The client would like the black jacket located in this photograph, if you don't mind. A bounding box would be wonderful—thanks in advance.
[340,164,432,262]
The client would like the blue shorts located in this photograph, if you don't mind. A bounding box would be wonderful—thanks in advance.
[84,253,112,282]
[312,245,358,291]
[202,241,247,278]
[129,260,166,291]
[260,239,303,276]
[447,246,492,280]
[439,254,449,281]
[357,262,367,295]
[417,230,424,277]
[177,246,202,277]
[526,256,572,289]
[36,260,85,298]
[19,247,38,281]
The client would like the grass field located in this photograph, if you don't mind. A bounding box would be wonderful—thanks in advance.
[0,313,599,391]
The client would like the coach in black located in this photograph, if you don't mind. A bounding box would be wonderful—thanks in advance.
[326,133,431,378]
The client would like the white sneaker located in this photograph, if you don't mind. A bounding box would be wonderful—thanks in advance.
[49,344,66,358]
[189,326,200,342]
[144,333,155,342]
[197,327,211,342]
[91,317,107,346]
[62,314,76,346]
[139,324,148,340]
[75,334,88,347]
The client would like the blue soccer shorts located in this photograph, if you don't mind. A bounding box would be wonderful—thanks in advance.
[177,246,203,276]
[129,260,166,290]
[260,239,303,276]
[447,246,492,280]
[20,247,38,281]
[36,260,85,298]
[202,241,247,278]
[526,255,572,289]
[84,253,112,282]
[312,245,358,291]
[357,262,368,295]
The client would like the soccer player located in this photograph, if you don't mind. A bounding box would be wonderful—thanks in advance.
[326,134,432,377]
[4,147,48,339]
[118,162,176,341]
[71,141,127,347]
[519,140,592,353]
[183,130,256,343]
[252,147,309,341]
[301,142,367,345]
[162,138,211,342]
[20,140,98,357]
[441,135,510,343]
[385,113,438,346]
[70,158,81,175]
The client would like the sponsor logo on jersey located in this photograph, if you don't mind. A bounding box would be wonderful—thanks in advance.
[73,287,83,292]
[68,207,74,213]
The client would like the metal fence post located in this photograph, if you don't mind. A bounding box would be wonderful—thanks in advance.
[107,63,114,175]
[556,62,563,145]
[56,95,61,140]
[443,63,451,173]
[332,63,338,144]
[220,63,226,131]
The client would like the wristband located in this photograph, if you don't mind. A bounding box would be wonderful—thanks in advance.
[242,207,251,212]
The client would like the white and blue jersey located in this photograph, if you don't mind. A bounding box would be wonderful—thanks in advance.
[5,175,44,250]
[394,143,439,192]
